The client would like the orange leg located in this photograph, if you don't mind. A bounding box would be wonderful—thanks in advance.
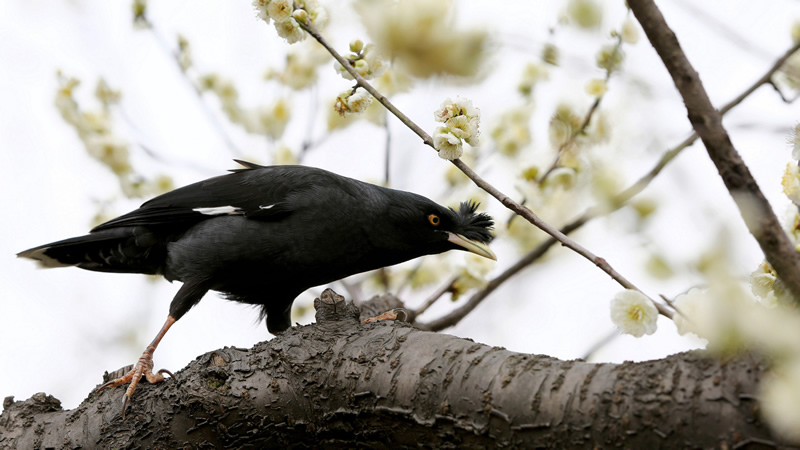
[97,315,177,418]
[361,308,408,324]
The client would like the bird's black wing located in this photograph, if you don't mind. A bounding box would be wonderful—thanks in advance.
[92,163,312,232]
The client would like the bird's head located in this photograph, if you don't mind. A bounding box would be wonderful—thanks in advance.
[380,193,496,261]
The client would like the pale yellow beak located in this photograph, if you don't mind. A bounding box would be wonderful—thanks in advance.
[447,232,497,261]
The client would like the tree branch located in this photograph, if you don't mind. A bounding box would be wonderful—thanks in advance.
[297,19,670,318]
[0,290,783,448]
[420,39,800,331]
[628,0,800,302]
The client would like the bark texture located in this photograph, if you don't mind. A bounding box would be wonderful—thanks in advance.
[0,290,783,448]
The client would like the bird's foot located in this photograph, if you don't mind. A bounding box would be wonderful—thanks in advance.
[97,346,174,418]
[361,307,408,324]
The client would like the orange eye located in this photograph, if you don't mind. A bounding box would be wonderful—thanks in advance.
[428,214,441,226]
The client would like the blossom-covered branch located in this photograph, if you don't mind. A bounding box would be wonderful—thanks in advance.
[294,15,670,318]
[418,38,800,331]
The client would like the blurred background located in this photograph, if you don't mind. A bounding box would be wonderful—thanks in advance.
[1,0,799,411]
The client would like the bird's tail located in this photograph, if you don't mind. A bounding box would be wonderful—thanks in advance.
[17,227,166,275]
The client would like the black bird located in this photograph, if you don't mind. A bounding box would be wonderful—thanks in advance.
[18,161,495,416]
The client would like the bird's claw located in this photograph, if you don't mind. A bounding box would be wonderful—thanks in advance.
[361,307,408,324]
[97,347,174,418]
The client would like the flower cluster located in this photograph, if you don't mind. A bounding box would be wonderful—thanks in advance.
[334,40,387,81]
[199,74,293,139]
[451,253,495,300]
[252,0,328,45]
[266,40,330,90]
[333,87,373,117]
[432,97,480,161]
[610,289,658,337]
[518,63,549,97]
[782,163,800,204]
[54,74,172,198]
[489,106,532,157]
[355,0,487,78]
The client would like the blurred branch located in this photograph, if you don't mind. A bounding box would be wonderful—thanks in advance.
[539,34,624,183]
[410,277,456,319]
[139,18,244,157]
[298,19,671,319]
[629,0,800,302]
[418,38,800,331]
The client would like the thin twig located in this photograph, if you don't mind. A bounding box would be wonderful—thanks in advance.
[539,35,623,183]
[143,20,244,157]
[629,0,800,302]
[298,19,671,319]
[384,109,391,185]
[418,39,800,331]
[411,277,457,318]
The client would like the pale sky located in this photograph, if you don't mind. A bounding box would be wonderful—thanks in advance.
[1,0,799,410]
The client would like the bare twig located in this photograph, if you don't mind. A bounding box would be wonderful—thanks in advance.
[297,19,671,319]
[411,277,457,318]
[419,39,800,331]
[539,35,623,183]
[143,20,244,156]
[629,0,800,302]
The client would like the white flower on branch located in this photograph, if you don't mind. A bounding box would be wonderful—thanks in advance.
[610,290,658,337]
[433,127,463,161]
[274,18,305,44]
[267,0,293,23]
[333,88,373,117]
[782,163,800,204]
[584,79,608,98]
[431,97,480,156]
[620,16,640,45]
[334,43,387,81]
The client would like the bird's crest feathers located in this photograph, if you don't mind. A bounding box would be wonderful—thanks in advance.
[450,201,494,244]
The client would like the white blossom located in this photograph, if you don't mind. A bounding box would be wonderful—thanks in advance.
[671,288,708,337]
[489,106,532,156]
[750,261,777,301]
[782,163,800,204]
[252,0,271,24]
[761,360,800,443]
[434,96,479,123]
[620,16,640,44]
[610,290,658,337]
[267,0,293,22]
[334,44,386,80]
[432,97,480,152]
[346,88,373,114]
[273,18,305,44]
[259,98,292,139]
[433,127,463,160]
[585,78,608,97]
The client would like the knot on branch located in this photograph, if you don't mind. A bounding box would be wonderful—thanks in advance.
[313,288,360,325]
[2,392,62,417]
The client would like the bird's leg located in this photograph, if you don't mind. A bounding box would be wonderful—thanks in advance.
[97,315,177,418]
[361,308,408,324]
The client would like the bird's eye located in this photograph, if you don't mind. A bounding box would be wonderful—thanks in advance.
[428,214,441,226]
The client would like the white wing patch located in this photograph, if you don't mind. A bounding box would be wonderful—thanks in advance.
[259,204,275,210]
[192,206,242,216]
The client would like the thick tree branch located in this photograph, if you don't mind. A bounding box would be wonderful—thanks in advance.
[0,290,784,447]
[628,0,800,301]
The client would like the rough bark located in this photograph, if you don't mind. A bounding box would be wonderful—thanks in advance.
[628,0,800,302]
[0,290,784,448]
